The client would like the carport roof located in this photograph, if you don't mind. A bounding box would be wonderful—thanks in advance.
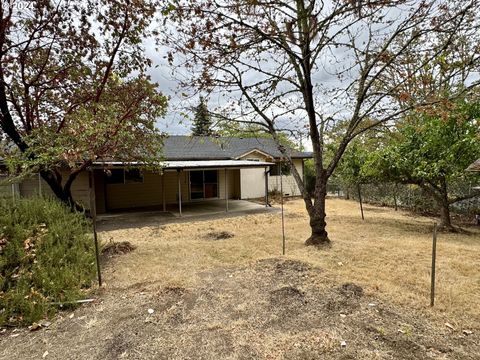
[93,159,274,170]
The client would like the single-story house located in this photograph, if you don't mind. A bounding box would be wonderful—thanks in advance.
[4,136,312,214]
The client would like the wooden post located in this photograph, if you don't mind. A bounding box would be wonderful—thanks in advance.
[89,170,102,287]
[162,173,166,212]
[280,166,285,255]
[430,222,437,307]
[357,183,364,220]
[11,183,15,202]
[177,170,182,217]
[225,168,228,212]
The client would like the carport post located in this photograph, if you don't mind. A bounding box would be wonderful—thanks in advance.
[264,167,269,207]
[177,169,182,217]
[225,168,228,212]
[162,173,166,212]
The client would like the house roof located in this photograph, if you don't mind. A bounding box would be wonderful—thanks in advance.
[467,158,480,172]
[162,136,312,160]
[0,136,312,166]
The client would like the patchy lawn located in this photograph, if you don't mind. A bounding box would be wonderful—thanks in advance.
[1,198,479,359]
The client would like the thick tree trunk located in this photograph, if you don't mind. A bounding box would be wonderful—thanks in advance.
[439,204,453,229]
[438,199,454,231]
[40,169,84,211]
[305,178,330,246]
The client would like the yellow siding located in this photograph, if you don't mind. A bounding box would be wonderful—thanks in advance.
[19,171,90,209]
[268,159,303,196]
[238,152,269,199]
[105,171,163,210]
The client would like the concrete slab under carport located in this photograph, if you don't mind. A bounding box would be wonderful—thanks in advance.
[96,199,277,231]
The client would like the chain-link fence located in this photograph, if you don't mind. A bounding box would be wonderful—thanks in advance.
[328,182,480,218]
[0,175,16,199]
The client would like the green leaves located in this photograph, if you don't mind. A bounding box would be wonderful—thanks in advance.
[364,100,480,194]
[0,0,168,201]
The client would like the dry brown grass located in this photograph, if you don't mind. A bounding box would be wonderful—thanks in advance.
[2,198,479,359]
[101,198,480,329]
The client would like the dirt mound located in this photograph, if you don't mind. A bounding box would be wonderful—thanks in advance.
[256,258,312,273]
[101,241,136,257]
[204,231,234,240]
[270,286,307,308]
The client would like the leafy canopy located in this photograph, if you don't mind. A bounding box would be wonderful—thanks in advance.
[363,101,480,190]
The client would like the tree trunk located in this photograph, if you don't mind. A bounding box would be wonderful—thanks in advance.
[40,169,84,211]
[438,200,454,231]
[305,178,330,246]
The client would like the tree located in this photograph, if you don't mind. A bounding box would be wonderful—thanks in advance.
[0,0,167,208]
[363,101,480,230]
[191,96,213,135]
[165,0,480,245]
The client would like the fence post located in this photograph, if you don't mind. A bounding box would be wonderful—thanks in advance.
[393,183,398,211]
[89,170,102,287]
[430,222,437,307]
[280,166,285,255]
[357,183,364,220]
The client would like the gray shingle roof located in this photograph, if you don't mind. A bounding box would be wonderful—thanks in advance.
[162,136,312,160]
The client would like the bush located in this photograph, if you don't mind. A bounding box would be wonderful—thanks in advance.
[0,197,96,326]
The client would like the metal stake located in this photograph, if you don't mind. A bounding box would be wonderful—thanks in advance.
[357,183,364,220]
[280,166,285,255]
[430,222,437,307]
[89,170,102,287]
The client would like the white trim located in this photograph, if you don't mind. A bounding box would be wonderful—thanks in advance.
[93,159,274,169]
[236,148,274,160]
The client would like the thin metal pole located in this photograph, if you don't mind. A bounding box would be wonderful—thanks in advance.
[225,169,228,212]
[11,183,15,202]
[264,167,268,207]
[178,170,182,217]
[162,173,166,212]
[89,170,102,287]
[393,183,398,211]
[38,173,42,197]
[430,222,437,307]
[280,166,285,255]
[357,183,364,220]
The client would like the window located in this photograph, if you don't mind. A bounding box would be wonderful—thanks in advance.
[281,162,291,176]
[190,170,218,199]
[125,169,143,183]
[105,169,124,184]
[269,162,291,176]
[105,168,143,184]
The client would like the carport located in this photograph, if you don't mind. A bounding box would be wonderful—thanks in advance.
[91,159,273,216]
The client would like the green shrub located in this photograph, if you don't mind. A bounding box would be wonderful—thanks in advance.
[0,197,96,326]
